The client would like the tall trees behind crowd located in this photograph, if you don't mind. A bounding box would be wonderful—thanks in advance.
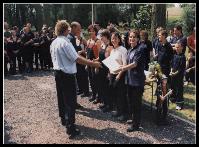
[4,4,195,37]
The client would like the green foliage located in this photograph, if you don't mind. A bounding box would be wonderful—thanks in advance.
[181,4,195,36]
[131,5,152,30]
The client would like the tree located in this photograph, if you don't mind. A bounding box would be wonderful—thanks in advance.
[181,4,195,36]
[131,5,152,30]
[151,4,166,38]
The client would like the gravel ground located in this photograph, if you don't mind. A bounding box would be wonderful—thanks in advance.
[4,71,196,144]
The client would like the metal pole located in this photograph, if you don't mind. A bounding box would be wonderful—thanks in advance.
[92,4,94,25]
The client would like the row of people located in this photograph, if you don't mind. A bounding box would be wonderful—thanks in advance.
[51,20,196,139]
[4,22,55,75]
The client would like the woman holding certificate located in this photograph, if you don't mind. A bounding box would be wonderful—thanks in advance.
[109,32,128,122]
[114,30,146,132]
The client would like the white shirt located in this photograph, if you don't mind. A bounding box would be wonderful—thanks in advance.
[110,46,127,74]
[50,36,79,74]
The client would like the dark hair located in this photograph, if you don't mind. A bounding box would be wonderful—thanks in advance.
[174,25,183,34]
[101,29,111,40]
[176,40,184,47]
[159,30,168,38]
[111,32,123,46]
[88,24,98,36]
[71,21,80,29]
[13,26,18,30]
[129,29,140,40]
[140,30,148,40]
[174,25,182,31]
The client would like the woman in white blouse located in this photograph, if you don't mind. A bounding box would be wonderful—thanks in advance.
[108,32,128,122]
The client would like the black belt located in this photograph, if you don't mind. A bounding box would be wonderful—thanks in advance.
[54,70,76,77]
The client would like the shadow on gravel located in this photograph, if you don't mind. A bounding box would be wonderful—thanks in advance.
[4,121,17,144]
[139,106,196,144]
[4,74,28,81]
[4,70,54,80]
[74,125,153,144]
[77,105,195,144]
[76,106,116,122]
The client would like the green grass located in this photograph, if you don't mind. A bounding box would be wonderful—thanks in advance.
[143,82,196,123]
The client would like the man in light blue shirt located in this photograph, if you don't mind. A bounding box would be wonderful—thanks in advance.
[50,35,79,74]
[50,20,101,139]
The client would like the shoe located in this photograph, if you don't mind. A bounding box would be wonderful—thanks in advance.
[89,97,96,102]
[81,93,90,98]
[176,105,182,110]
[69,129,80,139]
[127,126,140,132]
[184,81,188,86]
[77,91,83,95]
[102,105,112,113]
[117,115,128,122]
[93,99,101,104]
[112,111,121,118]
[127,120,133,124]
[99,104,106,109]
[61,118,66,126]
[76,103,83,109]
[66,126,81,139]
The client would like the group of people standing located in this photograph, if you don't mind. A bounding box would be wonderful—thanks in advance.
[4,22,55,75]
[4,20,195,139]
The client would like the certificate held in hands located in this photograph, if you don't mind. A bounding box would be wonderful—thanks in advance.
[102,56,121,74]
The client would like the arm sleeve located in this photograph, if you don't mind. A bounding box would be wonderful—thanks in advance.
[63,42,79,63]
[133,47,144,65]
[121,48,127,65]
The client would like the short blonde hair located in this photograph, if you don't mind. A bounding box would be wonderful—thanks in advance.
[55,20,70,36]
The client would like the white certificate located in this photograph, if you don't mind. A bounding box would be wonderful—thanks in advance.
[102,56,121,73]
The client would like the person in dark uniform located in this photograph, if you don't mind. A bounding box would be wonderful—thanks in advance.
[140,30,153,70]
[76,29,90,98]
[86,25,101,103]
[152,27,163,61]
[40,29,51,70]
[6,30,21,75]
[170,41,186,110]
[114,30,145,131]
[50,20,101,139]
[32,31,41,70]
[157,30,174,83]
[68,22,86,95]
[94,29,113,112]
[67,22,89,109]
[20,26,34,73]
[4,37,9,76]
[170,25,187,54]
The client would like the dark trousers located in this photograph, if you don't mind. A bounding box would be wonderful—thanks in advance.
[185,70,195,85]
[33,48,40,69]
[22,47,33,70]
[87,67,98,98]
[4,55,9,75]
[156,98,168,122]
[55,70,77,128]
[76,64,89,95]
[127,86,144,127]
[109,74,128,115]
[170,75,184,106]
[97,69,109,105]
[17,50,24,72]
[9,55,17,74]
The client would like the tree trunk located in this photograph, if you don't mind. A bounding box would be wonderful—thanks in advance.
[150,4,166,38]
